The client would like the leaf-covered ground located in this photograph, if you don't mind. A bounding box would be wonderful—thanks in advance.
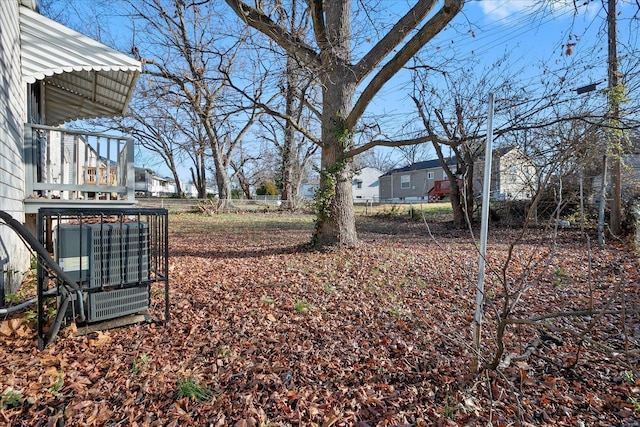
[1,212,639,426]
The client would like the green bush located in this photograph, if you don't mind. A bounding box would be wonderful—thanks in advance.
[256,181,279,196]
[230,188,243,199]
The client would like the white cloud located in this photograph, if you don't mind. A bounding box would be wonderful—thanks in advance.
[477,1,537,21]
[476,0,600,24]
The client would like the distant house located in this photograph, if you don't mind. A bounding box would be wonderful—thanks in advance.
[479,146,538,201]
[299,182,319,200]
[183,182,218,198]
[135,168,176,197]
[379,147,537,203]
[299,167,381,202]
[352,167,381,202]
[379,159,456,202]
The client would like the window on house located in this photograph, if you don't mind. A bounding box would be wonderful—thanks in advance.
[356,182,362,189]
[401,175,411,189]
[85,167,97,184]
[427,172,434,180]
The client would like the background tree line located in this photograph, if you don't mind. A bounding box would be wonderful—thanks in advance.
[41,0,640,247]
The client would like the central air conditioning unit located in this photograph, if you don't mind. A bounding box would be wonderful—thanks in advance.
[54,222,150,323]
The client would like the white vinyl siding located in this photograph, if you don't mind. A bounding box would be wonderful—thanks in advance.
[0,1,31,297]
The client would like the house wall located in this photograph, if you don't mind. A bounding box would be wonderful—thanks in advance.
[299,183,318,200]
[495,149,536,200]
[379,167,446,201]
[474,148,536,201]
[148,177,175,197]
[0,1,31,300]
[352,167,380,202]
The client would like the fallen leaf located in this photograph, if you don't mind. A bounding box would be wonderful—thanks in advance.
[88,331,111,347]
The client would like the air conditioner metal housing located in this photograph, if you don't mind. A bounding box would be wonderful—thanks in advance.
[54,221,150,323]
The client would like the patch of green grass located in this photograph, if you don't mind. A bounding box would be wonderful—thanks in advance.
[1,390,23,409]
[415,277,430,289]
[132,353,150,375]
[261,295,276,307]
[442,396,459,419]
[217,347,232,358]
[323,283,336,294]
[552,267,567,288]
[176,376,214,401]
[23,310,37,323]
[4,291,20,304]
[49,370,65,396]
[294,300,311,313]
[356,202,452,219]
[389,307,402,317]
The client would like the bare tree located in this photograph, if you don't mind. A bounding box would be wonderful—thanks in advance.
[105,80,190,197]
[127,0,265,207]
[257,114,319,207]
[179,107,213,199]
[225,0,464,247]
[410,58,504,227]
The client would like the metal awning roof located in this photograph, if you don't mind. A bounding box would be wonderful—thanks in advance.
[19,6,141,125]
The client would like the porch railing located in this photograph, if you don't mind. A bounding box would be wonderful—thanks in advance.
[24,124,135,209]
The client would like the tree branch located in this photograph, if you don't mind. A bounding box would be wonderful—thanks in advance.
[347,0,463,129]
[309,0,328,49]
[353,0,441,82]
[224,0,321,69]
[346,134,441,158]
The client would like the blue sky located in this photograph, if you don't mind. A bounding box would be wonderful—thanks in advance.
[370,0,638,163]
[49,0,638,179]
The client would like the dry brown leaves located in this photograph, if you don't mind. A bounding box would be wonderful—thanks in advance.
[0,213,638,426]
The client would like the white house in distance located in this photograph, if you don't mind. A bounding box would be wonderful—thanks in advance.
[135,167,176,197]
[299,182,319,200]
[0,0,140,302]
[353,167,381,202]
[482,146,537,201]
[299,166,382,202]
[379,147,537,203]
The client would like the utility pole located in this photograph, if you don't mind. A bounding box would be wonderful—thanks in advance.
[608,0,622,236]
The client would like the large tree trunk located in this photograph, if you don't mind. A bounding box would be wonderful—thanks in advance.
[190,161,207,199]
[450,177,465,227]
[464,162,475,222]
[314,143,357,246]
[313,0,358,247]
[236,168,253,199]
[224,0,463,247]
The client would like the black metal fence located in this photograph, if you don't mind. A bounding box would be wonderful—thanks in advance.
[36,208,169,349]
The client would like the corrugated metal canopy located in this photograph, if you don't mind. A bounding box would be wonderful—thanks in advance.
[19,6,141,125]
